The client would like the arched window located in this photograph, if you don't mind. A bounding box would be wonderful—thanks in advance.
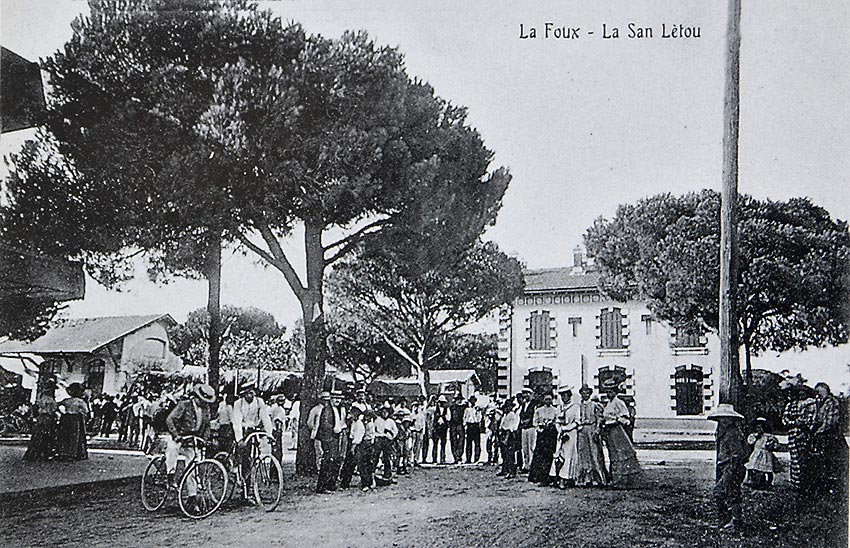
[674,365,703,416]
[599,308,624,349]
[141,337,167,359]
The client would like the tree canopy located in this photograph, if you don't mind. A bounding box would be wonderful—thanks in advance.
[168,305,283,354]
[326,239,523,394]
[2,0,514,473]
[584,191,850,380]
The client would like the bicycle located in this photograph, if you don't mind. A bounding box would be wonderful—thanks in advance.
[214,431,283,511]
[140,435,229,519]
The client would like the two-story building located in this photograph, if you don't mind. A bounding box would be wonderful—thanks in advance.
[498,248,720,423]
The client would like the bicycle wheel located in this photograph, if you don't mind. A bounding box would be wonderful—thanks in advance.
[178,459,228,519]
[140,455,169,512]
[251,454,283,511]
[213,451,237,503]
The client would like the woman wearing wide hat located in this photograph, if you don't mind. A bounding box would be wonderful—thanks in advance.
[56,382,90,461]
[24,376,59,461]
[601,378,642,487]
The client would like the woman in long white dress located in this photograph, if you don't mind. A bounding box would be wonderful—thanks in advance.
[550,388,581,488]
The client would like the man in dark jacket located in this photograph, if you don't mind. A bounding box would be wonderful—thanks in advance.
[165,384,215,512]
[449,397,467,464]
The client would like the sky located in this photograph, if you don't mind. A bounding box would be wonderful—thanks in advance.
[2,0,849,386]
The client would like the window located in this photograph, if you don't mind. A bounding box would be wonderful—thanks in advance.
[674,365,704,416]
[86,359,106,394]
[599,308,624,349]
[529,311,552,350]
[568,317,582,337]
[141,337,167,359]
[674,325,703,348]
[596,365,628,397]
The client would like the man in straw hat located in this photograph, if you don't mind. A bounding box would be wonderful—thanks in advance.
[164,383,216,513]
[707,403,745,530]
[233,385,273,498]
[309,391,343,493]
[517,388,536,473]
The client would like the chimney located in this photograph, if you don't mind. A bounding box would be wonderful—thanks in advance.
[572,245,584,268]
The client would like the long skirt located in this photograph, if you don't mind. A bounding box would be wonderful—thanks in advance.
[811,432,849,495]
[55,414,88,461]
[603,423,641,486]
[787,427,811,491]
[576,427,609,485]
[528,426,557,483]
[551,432,579,480]
[24,417,56,461]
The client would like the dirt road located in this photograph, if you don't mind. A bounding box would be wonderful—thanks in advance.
[1,460,845,548]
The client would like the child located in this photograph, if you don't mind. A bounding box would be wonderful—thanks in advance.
[745,417,780,489]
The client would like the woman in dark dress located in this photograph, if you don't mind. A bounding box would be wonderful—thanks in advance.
[528,394,559,484]
[56,383,89,461]
[601,380,642,487]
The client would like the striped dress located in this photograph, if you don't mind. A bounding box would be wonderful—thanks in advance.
[782,398,817,490]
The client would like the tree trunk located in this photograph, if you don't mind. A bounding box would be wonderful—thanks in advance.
[207,229,222,392]
[743,338,752,393]
[295,222,327,476]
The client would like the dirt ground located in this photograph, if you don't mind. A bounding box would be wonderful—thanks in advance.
[1,459,846,548]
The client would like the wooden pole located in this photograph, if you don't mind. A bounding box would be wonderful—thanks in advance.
[715,0,745,525]
[719,0,741,410]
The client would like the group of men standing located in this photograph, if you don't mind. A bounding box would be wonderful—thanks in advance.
[307,389,423,493]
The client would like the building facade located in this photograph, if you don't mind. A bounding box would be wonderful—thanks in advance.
[497,251,721,420]
[0,314,180,396]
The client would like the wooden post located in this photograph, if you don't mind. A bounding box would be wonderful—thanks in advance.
[719,0,741,411]
[716,0,744,522]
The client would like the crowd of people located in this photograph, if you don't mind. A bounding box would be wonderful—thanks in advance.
[20,370,849,517]
[24,380,91,461]
[488,379,642,489]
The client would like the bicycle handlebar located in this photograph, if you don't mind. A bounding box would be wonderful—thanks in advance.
[177,435,208,447]
[244,431,272,445]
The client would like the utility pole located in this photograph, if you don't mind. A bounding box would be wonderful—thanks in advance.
[719,0,741,415]
[715,0,745,528]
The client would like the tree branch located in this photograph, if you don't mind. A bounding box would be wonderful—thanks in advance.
[255,220,307,300]
[324,218,389,253]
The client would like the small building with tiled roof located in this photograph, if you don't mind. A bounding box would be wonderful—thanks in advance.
[0,314,180,396]
[498,247,721,427]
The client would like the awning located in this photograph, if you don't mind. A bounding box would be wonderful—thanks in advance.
[1,47,46,133]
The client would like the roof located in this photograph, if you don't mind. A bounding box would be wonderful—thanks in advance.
[428,369,480,385]
[0,314,176,354]
[523,268,600,293]
[368,379,424,397]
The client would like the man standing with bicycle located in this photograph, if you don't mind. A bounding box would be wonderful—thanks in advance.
[232,386,273,500]
[165,383,216,514]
